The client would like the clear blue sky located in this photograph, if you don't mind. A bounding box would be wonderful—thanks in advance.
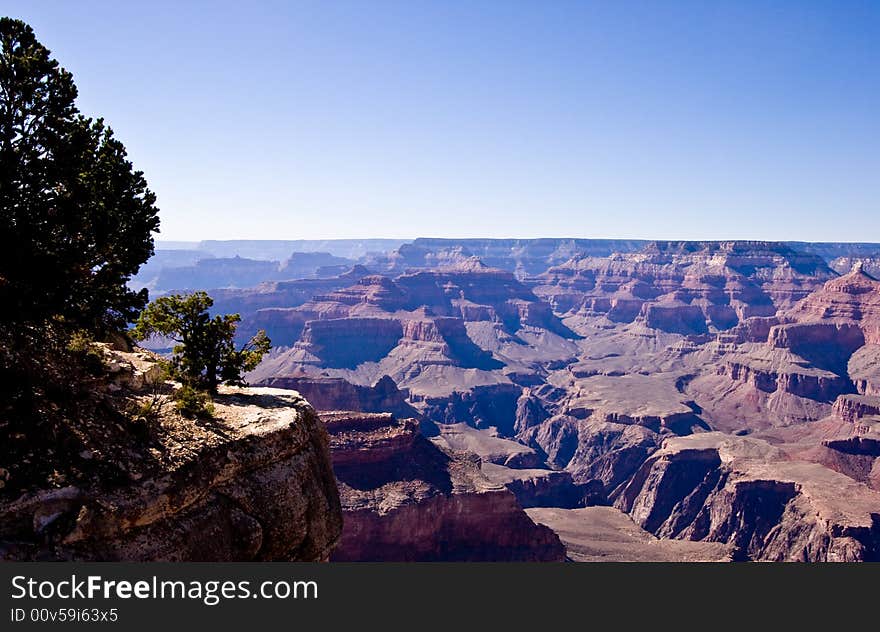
[4,1,879,242]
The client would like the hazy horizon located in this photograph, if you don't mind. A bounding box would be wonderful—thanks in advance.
[10,1,880,242]
[155,236,880,246]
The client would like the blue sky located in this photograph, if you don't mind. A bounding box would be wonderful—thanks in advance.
[4,1,879,241]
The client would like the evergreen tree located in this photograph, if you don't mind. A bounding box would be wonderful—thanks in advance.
[0,18,160,343]
[133,292,271,394]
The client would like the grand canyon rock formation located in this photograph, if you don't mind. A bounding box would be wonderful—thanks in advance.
[142,238,880,561]
[324,411,565,561]
[615,433,880,561]
[536,241,835,333]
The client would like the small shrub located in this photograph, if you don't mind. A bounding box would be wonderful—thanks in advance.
[66,331,105,376]
[172,385,214,419]
[136,400,156,418]
[131,391,165,423]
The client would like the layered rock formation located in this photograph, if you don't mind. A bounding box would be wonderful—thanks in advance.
[526,506,731,562]
[143,252,357,294]
[210,265,372,317]
[690,266,880,428]
[367,238,648,277]
[830,256,880,280]
[177,239,406,262]
[850,345,880,396]
[535,241,835,334]
[324,411,565,561]
[152,256,283,291]
[804,392,880,489]
[785,264,880,342]
[521,416,662,496]
[480,463,600,508]
[246,261,581,444]
[257,374,419,419]
[246,260,573,370]
[832,394,880,424]
[614,433,880,561]
[176,238,880,562]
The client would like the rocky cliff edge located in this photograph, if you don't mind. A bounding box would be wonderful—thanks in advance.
[0,348,342,561]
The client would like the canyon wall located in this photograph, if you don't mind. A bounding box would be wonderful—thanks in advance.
[324,411,565,561]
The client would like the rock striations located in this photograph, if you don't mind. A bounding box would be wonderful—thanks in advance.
[536,241,835,335]
[157,238,880,562]
[324,411,565,561]
[615,433,880,561]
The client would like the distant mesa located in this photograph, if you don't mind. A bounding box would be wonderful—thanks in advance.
[536,239,836,336]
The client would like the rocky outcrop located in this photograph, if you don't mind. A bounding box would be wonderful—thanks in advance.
[287,318,404,368]
[642,302,710,335]
[787,265,880,337]
[552,372,708,434]
[390,260,577,337]
[615,433,880,561]
[431,423,543,468]
[705,267,880,412]
[526,506,732,562]
[199,266,375,346]
[480,463,601,508]
[718,350,852,402]
[415,383,522,435]
[716,316,781,345]
[401,317,503,369]
[833,394,880,424]
[278,259,573,337]
[305,274,410,315]
[324,411,565,561]
[814,448,880,491]
[520,416,661,496]
[793,406,880,489]
[255,374,419,419]
[0,381,342,561]
[244,262,573,389]
[768,322,865,374]
[564,421,662,493]
[830,256,880,280]
[850,345,880,396]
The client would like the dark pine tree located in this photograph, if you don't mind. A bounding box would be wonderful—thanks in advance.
[0,18,160,343]
[0,18,160,425]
